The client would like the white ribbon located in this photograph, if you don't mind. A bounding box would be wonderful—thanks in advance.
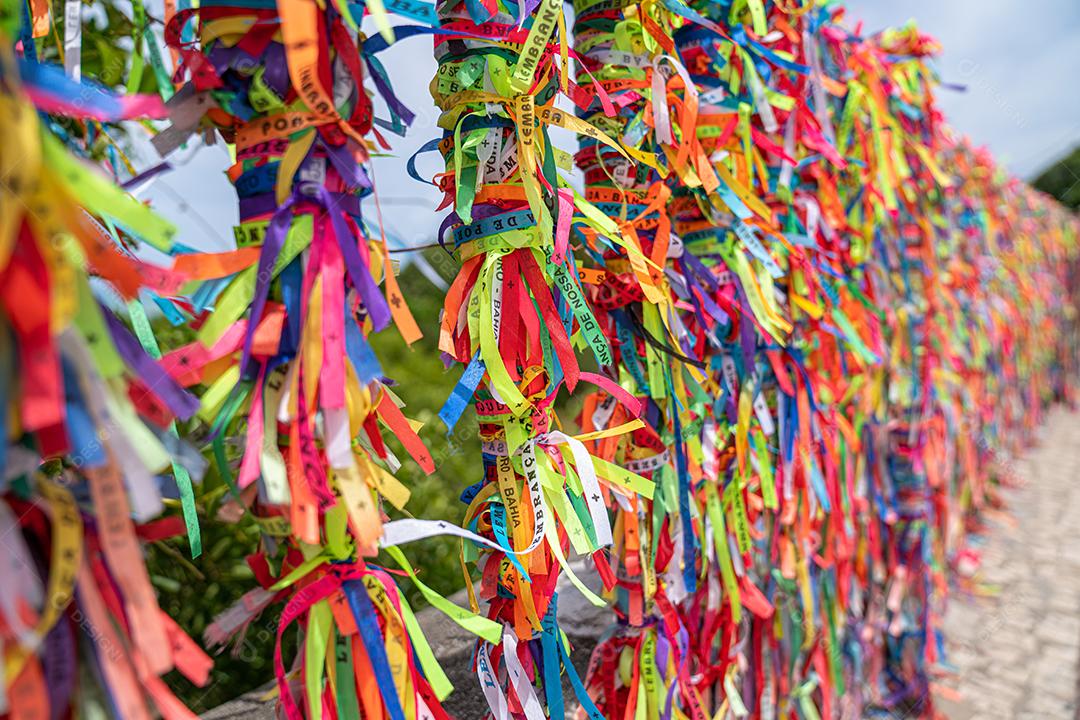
[477,643,510,720]
[503,629,546,720]
[537,431,613,547]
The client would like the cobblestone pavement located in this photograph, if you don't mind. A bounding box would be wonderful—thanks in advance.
[933,406,1080,719]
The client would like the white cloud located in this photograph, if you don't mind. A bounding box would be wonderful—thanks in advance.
[845,0,1080,177]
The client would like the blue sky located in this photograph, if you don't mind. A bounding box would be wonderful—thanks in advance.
[146,0,1080,251]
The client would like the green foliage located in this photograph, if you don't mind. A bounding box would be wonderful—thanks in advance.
[1033,145,1080,210]
[40,0,161,92]
[35,0,162,159]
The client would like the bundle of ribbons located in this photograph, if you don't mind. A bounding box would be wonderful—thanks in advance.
[151,0,509,717]
[418,0,700,714]
[569,0,731,715]
[0,1,222,714]
[6,0,1079,715]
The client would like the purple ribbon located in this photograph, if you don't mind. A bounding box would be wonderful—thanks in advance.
[239,191,299,377]
[364,55,416,128]
[319,138,373,193]
[208,43,290,98]
[239,185,390,378]
[316,185,390,332]
[43,611,76,719]
[121,162,172,190]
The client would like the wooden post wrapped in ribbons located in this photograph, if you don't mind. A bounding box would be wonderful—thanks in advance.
[568,0,733,715]
[403,0,675,713]
[153,0,489,717]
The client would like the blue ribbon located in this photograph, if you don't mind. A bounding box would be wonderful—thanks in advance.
[438,349,486,432]
[342,580,407,720]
